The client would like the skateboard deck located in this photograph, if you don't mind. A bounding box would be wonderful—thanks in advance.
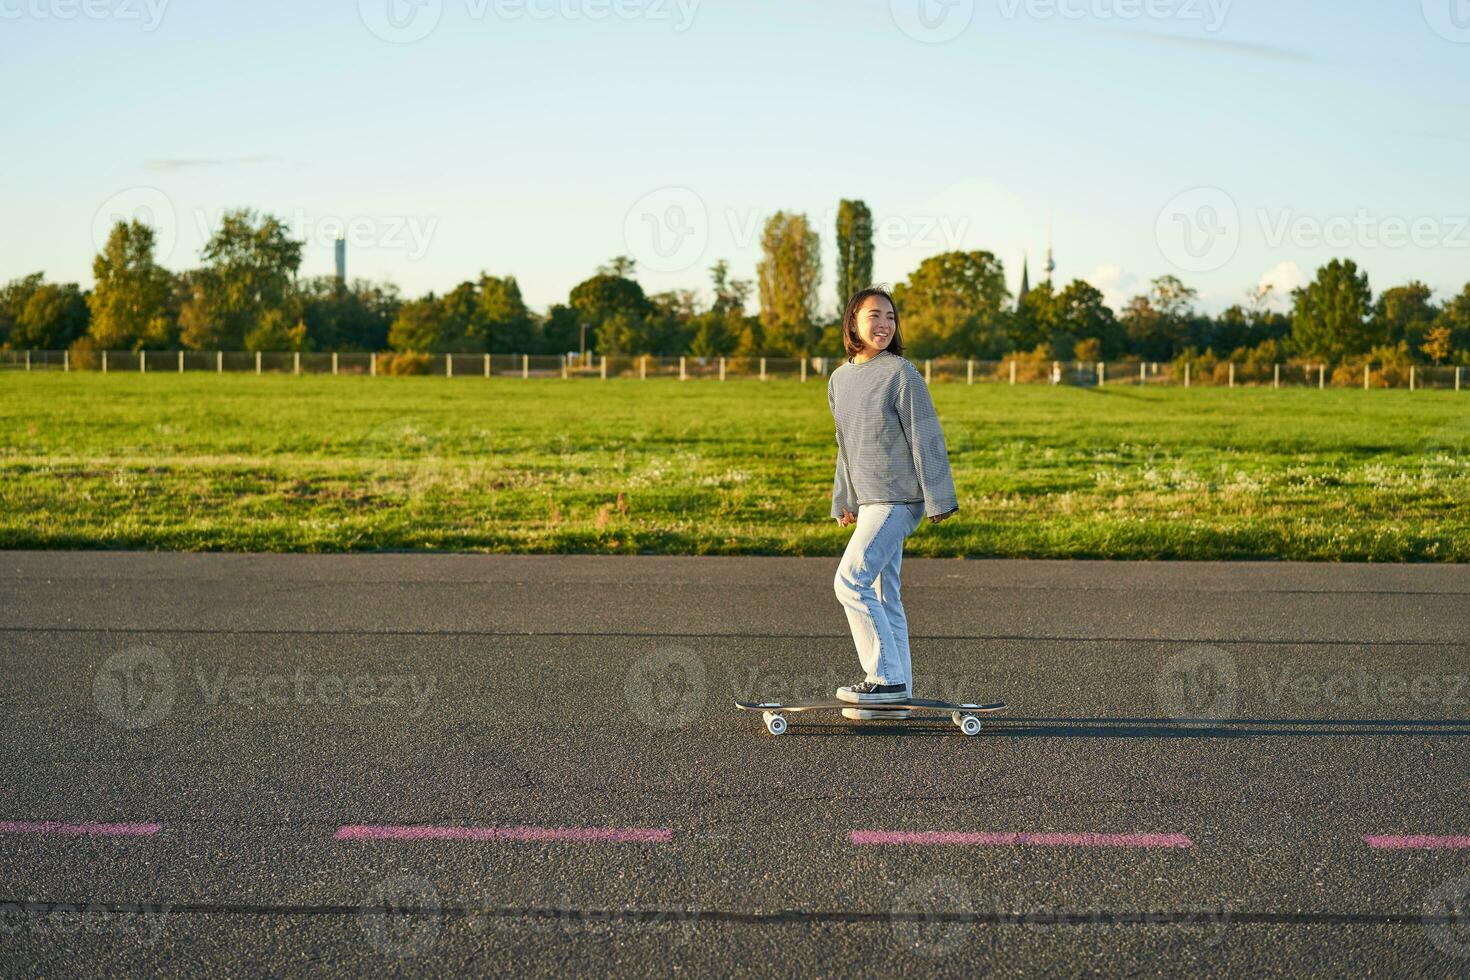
[735,698,1006,736]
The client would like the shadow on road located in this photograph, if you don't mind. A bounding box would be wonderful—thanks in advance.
[775,717,1470,738]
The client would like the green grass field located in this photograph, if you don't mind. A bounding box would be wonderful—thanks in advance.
[2,373,1467,559]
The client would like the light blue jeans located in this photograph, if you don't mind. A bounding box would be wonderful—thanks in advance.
[833,501,925,688]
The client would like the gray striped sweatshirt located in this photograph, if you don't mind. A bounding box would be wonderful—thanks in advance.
[827,350,959,521]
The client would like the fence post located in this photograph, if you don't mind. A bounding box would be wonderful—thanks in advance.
[925,359,931,384]
[640,355,646,380]
[256,351,262,375]
[562,353,568,380]
[332,352,338,376]
[1098,361,1105,387]
[371,352,377,377]
[1316,364,1324,389]
[1184,362,1190,388]
[719,356,725,381]
[141,350,147,374]
[485,353,491,378]
[1009,360,1016,385]
[601,354,607,380]
[217,351,222,374]
[25,350,30,372]
[1364,364,1370,390]
[64,350,69,372]
[1273,363,1279,389]
[968,359,973,385]
[447,354,453,378]
[178,350,184,373]
[1139,362,1145,384]
[1228,362,1234,388]
[1410,365,1416,391]
[103,350,108,374]
[523,354,529,379]
[760,357,766,381]
[294,351,300,376]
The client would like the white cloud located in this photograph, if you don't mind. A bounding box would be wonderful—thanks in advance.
[1255,261,1305,310]
[1085,263,1142,313]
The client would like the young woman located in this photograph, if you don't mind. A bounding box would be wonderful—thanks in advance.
[828,287,959,712]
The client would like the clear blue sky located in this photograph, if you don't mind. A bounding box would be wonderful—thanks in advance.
[3,0,1466,315]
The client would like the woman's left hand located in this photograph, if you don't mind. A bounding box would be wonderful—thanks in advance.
[928,508,958,524]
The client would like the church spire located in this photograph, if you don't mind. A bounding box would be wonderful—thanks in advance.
[1016,253,1030,312]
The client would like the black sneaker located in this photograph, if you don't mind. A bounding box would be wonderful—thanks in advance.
[836,680,910,704]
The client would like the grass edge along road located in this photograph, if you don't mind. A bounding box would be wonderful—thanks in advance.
[1,373,1467,560]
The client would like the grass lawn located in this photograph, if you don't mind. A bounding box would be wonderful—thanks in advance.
[1,372,1467,559]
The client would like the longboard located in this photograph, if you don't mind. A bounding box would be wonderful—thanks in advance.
[735,698,1007,736]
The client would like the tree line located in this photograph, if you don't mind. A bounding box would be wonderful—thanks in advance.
[3,202,1467,367]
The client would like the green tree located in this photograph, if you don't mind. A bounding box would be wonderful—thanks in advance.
[569,272,655,354]
[11,280,90,349]
[474,273,536,353]
[1372,281,1437,353]
[835,199,873,314]
[1429,283,1470,364]
[893,250,1010,358]
[387,294,445,351]
[1053,280,1123,359]
[757,211,822,355]
[1290,258,1374,361]
[298,277,400,351]
[87,220,174,350]
[244,308,307,352]
[180,208,304,350]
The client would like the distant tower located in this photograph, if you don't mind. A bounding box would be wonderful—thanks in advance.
[1016,253,1030,312]
[1043,223,1055,283]
[334,234,346,284]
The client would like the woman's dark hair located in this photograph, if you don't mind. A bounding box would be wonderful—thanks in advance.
[841,286,905,360]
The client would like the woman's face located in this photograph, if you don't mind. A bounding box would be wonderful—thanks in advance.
[854,296,896,354]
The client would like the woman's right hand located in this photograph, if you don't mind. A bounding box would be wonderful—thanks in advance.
[835,507,856,527]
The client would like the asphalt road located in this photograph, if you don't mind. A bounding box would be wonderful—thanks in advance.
[2,551,1469,977]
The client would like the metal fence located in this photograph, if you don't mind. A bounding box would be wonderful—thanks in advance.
[0,349,1465,390]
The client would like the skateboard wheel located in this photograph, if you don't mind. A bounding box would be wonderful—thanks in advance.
[951,711,963,726]
[763,712,787,736]
[958,714,981,737]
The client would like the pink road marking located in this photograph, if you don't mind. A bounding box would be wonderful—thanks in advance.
[850,830,1193,848]
[0,821,160,837]
[1363,834,1470,850]
[335,824,672,844]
